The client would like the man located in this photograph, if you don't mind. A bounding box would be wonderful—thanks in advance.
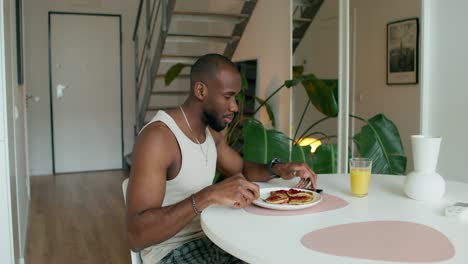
[126,53,317,263]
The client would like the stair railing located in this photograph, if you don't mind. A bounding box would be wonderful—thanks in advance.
[133,0,175,133]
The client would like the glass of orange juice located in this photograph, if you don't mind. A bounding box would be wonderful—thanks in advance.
[350,158,372,197]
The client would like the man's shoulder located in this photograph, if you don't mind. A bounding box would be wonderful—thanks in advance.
[137,121,177,148]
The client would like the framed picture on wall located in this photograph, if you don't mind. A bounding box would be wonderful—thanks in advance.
[387,18,419,85]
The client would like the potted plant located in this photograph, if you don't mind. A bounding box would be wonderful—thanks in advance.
[165,64,407,176]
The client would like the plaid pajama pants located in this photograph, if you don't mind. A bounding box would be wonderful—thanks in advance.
[159,237,246,264]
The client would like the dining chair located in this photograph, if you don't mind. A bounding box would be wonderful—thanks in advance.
[122,178,143,264]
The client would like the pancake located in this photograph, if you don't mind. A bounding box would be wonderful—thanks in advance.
[264,188,315,205]
[265,195,289,204]
[270,189,289,199]
[287,188,314,198]
[287,195,314,205]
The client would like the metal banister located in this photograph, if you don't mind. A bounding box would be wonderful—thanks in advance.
[132,0,144,41]
[134,0,175,131]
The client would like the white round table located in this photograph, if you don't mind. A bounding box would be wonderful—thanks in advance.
[201,174,468,264]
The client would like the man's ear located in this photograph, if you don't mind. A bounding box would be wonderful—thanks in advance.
[194,82,207,100]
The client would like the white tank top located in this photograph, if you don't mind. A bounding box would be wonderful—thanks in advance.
[139,110,217,263]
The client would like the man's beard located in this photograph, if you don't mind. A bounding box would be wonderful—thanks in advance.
[204,110,225,132]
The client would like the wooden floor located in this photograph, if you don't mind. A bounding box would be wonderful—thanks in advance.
[26,170,131,264]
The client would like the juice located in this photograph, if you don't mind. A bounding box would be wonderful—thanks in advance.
[350,168,371,197]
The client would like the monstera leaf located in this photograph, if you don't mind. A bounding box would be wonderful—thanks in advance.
[291,144,314,168]
[243,119,316,166]
[301,74,339,117]
[243,119,290,163]
[284,74,338,117]
[310,114,406,175]
[311,144,338,174]
[353,114,407,175]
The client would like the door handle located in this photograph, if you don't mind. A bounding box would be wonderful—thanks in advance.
[56,84,68,99]
[26,94,40,108]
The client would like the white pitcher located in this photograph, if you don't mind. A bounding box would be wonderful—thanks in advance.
[404,135,445,201]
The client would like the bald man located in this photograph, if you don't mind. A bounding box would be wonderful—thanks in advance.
[126,53,317,263]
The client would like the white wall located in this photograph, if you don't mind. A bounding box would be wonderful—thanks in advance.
[293,0,339,142]
[0,0,16,261]
[421,0,468,182]
[350,0,421,172]
[1,0,30,262]
[24,0,138,175]
[293,0,420,173]
[233,0,292,135]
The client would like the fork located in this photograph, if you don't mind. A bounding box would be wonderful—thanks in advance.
[301,187,323,194]
[297,179,323,193]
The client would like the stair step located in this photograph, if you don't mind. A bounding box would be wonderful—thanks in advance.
[223,0,256,58]
[294,0,314,7]
[292,0,323,52]
[167,34,240,44]
[151,91,189,95]
[157,64,192,77]
[174,0,248,14]
[293,17,313,28]
[161,55,199,64]
[156,74,190,79]
[293,17,313,22]
[173,11,248,24]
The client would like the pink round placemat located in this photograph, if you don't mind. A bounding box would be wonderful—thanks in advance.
[301,221,455,262]
[244,193,348,216]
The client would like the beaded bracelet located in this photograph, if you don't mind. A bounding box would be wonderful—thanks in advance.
[191,194,201,215]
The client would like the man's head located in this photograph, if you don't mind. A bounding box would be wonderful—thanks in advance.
[189,54,241,131]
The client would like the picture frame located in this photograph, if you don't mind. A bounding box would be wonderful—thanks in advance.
[16,0,23,84]
[387,18,419,85]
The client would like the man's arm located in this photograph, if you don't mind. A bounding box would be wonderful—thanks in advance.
[213,129,317,188]
[126,124,260,251]
[126,124,205,251]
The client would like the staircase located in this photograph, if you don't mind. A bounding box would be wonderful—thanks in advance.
[133,0,257,134]
[127,0,323,167]
[292,0,324,52]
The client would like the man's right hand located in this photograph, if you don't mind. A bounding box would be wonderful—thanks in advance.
[202,174,260,209]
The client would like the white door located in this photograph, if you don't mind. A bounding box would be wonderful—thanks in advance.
[50,13,122,174]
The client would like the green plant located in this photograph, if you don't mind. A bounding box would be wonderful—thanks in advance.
[165,64,407,175]
[242,66,406,175]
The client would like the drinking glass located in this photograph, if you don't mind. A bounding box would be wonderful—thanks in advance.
[350,158,372,197]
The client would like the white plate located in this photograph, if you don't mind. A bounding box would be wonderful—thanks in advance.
[252,187,322,211]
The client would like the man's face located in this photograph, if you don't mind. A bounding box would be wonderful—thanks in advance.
[203,67,240,132]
